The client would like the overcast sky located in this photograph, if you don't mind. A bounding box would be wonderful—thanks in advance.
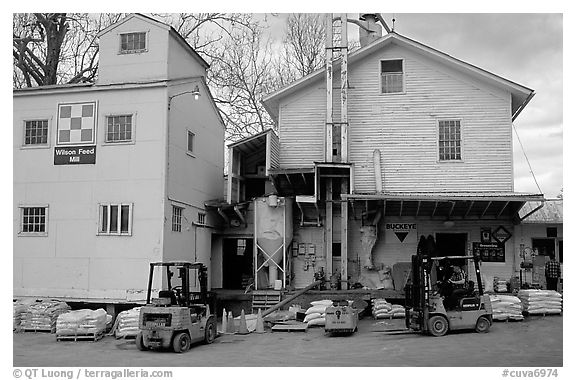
[260,13,563,199]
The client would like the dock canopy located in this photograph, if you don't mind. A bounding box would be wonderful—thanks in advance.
[342,192,545,221]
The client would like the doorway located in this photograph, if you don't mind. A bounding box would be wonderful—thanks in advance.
[222,238,254,289]
[532,238,556,259]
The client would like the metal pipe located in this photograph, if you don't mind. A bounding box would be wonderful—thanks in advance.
[373,149,383,192]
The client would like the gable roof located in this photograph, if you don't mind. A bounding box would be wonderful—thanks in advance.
[97,13,209,70]
[262,32,534,122]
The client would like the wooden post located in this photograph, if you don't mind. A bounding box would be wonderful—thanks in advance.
[326,178,333,277]
[341,178,348,290]
[325,14,333,162]
[340,13,348,163]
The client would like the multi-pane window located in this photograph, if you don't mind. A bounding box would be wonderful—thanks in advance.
[438,120,462,161]
[172,206,183,232]
[106,115,133,143]
[197,212,206,226]
[120,32,146,53]
[20,207,47,234]
[24,120,49,146]
[381,59,404,93]
[187,131,195,154]
[99,203,132,235]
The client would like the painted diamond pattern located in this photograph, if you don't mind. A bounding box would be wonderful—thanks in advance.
[57,102,96,145]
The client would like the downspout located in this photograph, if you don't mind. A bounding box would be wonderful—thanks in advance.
[374,149,383,192]
[519,200,545,222]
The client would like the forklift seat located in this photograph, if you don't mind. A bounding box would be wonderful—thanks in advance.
[158,290,177,306]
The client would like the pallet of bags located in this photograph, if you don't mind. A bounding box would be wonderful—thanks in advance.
[112,307,142,338]
[493,277,508,293]
[489,295,524,321]
[304,300,332,327]
[56,309,108,341]
[372,299,405,319]
[21,300,71,332]
[517,289,562,315]
[13,299,36,331]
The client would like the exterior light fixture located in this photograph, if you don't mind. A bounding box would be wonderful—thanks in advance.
[443,220,455,228]
[168,84,201,110]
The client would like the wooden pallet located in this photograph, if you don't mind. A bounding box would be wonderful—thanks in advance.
[271,321,308,332]
[22,328,55,333]
[56,331,104,342]
[252,290,282,314]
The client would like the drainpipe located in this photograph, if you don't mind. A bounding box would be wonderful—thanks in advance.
[519,200,545,222]
[374,149,383,192]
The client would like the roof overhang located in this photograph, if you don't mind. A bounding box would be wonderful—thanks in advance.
[343,192,544,221]
[262,32,534,123]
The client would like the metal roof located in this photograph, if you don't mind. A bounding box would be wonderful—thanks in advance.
[520,200,563,224]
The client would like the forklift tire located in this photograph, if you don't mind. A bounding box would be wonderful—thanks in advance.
[204,317,217,344]
[135,332,147,351]
[475,316,491,333]
[173,332,191,353]
[428,315,449,337]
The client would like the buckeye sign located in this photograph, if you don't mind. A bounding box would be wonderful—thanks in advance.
[385,223,417,243]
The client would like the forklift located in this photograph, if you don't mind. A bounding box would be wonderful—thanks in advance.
[136,262,217,353]
[404,236,493,337]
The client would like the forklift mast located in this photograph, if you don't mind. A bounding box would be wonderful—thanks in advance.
[145,262,209,306]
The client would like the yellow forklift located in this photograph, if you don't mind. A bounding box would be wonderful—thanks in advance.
[136,262,217,353]
[404,236,493,337]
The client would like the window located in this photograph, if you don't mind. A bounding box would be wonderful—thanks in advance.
[20,206,48,235]
[187,131,195,154]
[237,239,246,256]
[172,206,183,232]
[381,59,404,93]
[120,32,146,53]
[99,203,132,235]
[197,212,206,226]
[24,120,49,146]
[438,120,462,161]
[106,115,133,143]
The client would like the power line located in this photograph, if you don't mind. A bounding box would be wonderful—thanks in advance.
[513,123,543,194]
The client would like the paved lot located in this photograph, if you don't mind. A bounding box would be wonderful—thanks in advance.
[13,315,562,367]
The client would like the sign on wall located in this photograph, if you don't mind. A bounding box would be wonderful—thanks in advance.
[473,242,505,263]
[384,223,417,243]
[491,226,512,244]
[54,145,96,165]
[56,102,97,145]
[55,102,97,165]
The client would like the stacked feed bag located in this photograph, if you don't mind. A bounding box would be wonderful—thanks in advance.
[489,295,524,321]
[13,299,35,330]
[304,300,333,327]
[517,290,563,315]
[114,307,141,338]
[372,299,405,319]
[21,300,70,331]
[493,278,508,293]
[56,309,108,336]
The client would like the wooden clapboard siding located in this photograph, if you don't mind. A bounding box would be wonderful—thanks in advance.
[279,84,325,168]
[277,43,515,192]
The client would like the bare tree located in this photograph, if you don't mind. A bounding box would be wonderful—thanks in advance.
[13,13,124,88]
[207,22,277,141]
[284,13,326,78]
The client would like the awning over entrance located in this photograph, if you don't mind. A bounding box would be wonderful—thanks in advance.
[343,192,545,221]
